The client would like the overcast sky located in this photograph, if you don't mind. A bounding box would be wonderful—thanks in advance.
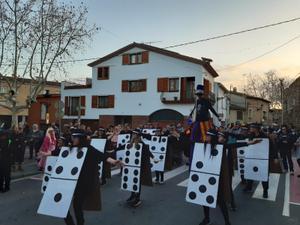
[60,0,300,91]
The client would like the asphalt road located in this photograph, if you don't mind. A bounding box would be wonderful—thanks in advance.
[0,166,300,225]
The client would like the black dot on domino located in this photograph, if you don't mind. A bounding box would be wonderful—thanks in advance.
[239,150,244,155]
[253,166,259,172]
[211,149,218,156]
[54,193,62,202]
[62,150,69,158]
[150,163,153,168]
[189,191,197,200]
[240,164,245,169]
[122,139,126,143]
[126,135,129,139]
[124,168,129,174]
[133,185,138,191]
[161,138,166,143]
[42,186,46,192]
[56,166,63,174]
[199,185,207,193]
[123,183,128,189]
[159,155,164,160]
[77,151,84,159]
[191,174,199,182]
[134,159,140,165]
[71,167,78,175]
[135,151,140,157]
[196,161,204,169]
[123,176,128,182]
[239,159,244,163]
[160,147,165,152]
[135,144,141,150]
[47,165,52,172]
[240,169,245,174]
[44,176,49,182]
[133,177,138,184]
[134,169,139,176]
[206,195,214,204]
[208,177,217,185]
[125,151,130,156]
[153,137,158,142]
[125,158,129,164]
[151,146,156,151]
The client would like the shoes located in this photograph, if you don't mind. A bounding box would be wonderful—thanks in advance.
[263,190,268,199]
[101,179,107,185]
[159,180,165,184]
[199,218,211,225]
[154,179,159,184]
[131,198,142,207]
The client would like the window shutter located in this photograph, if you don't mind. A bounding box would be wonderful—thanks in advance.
[122,80,129,92]
[64,96,69,115]
[108,95,115,108]
[142,51,149,63]
[204,79,210,97]
[80,96,85,115]
[181,78,187,100]
[122,54,130,65]
[157,78,169,92]
[91,96,98,108]
[141,79,147,91]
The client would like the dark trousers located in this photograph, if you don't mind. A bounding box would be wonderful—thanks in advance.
[280,148,294,172]
[228,175,236,208]
[64,193,85,225]
[29,143,38,159]
[155,171,164,181]
[246,180,269,191]
[202,195,230,224]
[0,163,11,190]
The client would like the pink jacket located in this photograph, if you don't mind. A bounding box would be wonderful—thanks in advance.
[38,135,56,169]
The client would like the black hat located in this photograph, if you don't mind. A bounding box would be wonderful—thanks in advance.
[71,129,86,137]
[132,128,142,135]
[98,127,105,131]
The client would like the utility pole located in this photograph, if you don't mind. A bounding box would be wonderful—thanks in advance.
[279,78,284,125]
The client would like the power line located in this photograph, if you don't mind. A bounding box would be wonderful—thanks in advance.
[217,34,300,72]
[164,17,300,49]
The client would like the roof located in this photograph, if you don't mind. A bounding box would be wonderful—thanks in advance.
[229,91,271,103]
[0,76,60,87]
[216,82,229,92]
[88,42,219,78]
[64,84,92,90]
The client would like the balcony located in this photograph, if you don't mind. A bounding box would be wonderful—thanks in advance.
[160,92,194,104]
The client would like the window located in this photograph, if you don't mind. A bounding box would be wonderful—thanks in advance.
[91,95,114,108]
[248,108,253,119]
[98,96,109,108]
[237,110,243,121]
[40,103,48,120]
[168,78,179,92]
[97,67,109,80]
[128,79,146,92]
[70,97,80,116]
[130,53,142,64]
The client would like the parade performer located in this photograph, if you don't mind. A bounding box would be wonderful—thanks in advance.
[0,129,12,193]
[198,129,261,225]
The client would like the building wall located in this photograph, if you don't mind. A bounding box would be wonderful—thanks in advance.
[213,83,230,124]
[246,98,270,124]
[62,47,216,121]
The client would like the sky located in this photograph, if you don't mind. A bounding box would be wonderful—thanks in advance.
[60,0,300,91]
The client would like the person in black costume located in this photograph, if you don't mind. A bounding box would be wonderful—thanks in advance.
[63,131,123,225]
[0,130,12,193]
[198,129,261,225]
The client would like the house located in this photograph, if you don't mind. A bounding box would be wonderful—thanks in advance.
[61,42,220,128]
[283,76,300,128]
[228,89,271,125]
[213,82,230,124]
[27,92,61,130]
[0,78,60,127]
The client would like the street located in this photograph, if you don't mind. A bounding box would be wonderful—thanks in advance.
[1,165,300,225]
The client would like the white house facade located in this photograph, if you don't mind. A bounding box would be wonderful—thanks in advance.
[61,43,220,128]
[213,82,230,125]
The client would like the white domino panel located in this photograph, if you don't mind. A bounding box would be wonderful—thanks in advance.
[91,139,106,153]
[186,172,220,208]
[41,156,58,193]
[245,138,269,160]
[117,134,131,148]
[150,152,165,172]
[38,147,87,218]
[244,159,269,182]
[142,129,157,135]
[186,143,223,208]
[38,179,76,218]
[190,143,223,175]
[123,144,142,167]
[237,140,247,176]
[121,167,141,192]
[121,143,142,193]
[116,149,126,161]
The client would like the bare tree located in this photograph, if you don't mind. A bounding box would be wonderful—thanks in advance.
[0,0,97,126]
[243,70,291,109]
